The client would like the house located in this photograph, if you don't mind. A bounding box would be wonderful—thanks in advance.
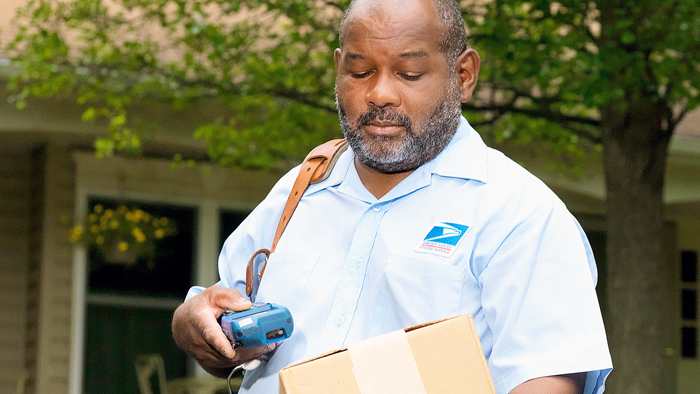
[2,1,700,393]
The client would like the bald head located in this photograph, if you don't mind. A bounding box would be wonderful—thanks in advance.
[339,0,468,65]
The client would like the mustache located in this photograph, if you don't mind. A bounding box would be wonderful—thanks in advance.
[357,106,412,129]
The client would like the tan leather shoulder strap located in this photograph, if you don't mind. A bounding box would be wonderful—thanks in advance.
[246,139,348,297]
[271,138,348,250]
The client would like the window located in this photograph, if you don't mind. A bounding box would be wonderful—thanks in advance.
[219,209,250,250]
[681,250,698,359]
[83,197,196,394]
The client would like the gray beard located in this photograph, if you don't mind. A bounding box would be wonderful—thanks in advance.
[336,80,462,174]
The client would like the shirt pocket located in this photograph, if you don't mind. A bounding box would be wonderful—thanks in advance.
[370,254,467,337]
[255,252,320,317]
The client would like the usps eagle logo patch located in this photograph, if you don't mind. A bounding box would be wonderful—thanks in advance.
[415,222,470,257]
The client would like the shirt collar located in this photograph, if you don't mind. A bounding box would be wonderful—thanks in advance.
[305,116,489,197]
[426,116,489,184]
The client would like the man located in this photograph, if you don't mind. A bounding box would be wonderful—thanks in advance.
[172,0,613,392]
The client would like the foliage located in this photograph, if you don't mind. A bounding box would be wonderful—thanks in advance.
[3,0,347,168]
[4,0,698,172]
[70,204,177,264]
[3,0,699,166]
[462,0,699,141]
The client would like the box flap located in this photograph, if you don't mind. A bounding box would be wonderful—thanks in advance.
[279,350,360,394]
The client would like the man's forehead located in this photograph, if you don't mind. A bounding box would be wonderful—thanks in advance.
[345,50,429,60]
[341,0,442,44]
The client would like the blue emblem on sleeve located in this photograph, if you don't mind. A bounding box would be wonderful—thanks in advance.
[415,222,470,257]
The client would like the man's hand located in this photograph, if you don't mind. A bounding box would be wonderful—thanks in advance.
[172,285,275,378]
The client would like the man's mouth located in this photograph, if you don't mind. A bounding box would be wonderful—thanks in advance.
[369,120,400,127]
[365,120,404,135]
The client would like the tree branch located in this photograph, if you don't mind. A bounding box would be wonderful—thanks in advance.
[463,101,602,143]
[669,105,688,135]
[466,97,596,123]
[265,87,337,114]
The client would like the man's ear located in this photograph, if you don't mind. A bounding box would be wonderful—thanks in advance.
[334,48,342,68]
[455,49,481,103]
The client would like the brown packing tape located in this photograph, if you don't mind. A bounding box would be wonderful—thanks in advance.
[348,329,428,394]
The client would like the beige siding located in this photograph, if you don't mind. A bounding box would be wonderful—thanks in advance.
[35,145,75,394]
[25,147,47,394]
[73,152,281,206]
[0,151,30,393]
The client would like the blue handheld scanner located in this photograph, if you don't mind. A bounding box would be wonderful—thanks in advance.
[220,303,294,349]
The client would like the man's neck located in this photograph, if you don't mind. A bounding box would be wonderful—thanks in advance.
[354,158,414,199]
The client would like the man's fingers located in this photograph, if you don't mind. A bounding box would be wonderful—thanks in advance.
[172,285,260,373]
[196,308,235,358]
[230,343,277,364]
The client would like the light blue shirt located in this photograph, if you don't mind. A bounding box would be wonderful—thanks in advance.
[201,117,612,393]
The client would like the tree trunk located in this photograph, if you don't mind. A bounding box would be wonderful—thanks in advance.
[602,99,674,393]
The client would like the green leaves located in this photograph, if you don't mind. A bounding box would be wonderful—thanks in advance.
[3,0,348,168]
[2,0,698,170]
[464,0,698,153]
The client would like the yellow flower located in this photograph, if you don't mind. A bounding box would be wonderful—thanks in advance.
[72,205,176,251]
[69,226,83,243]
[132,228,146,243]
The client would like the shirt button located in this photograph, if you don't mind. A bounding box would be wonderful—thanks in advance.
[335,315,345,325]
[355,258,362,267]
[373,205,381,212]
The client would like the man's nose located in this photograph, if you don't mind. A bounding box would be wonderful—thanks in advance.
[365,73,400,108]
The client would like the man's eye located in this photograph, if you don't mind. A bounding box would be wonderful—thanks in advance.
[351,72,371,79]
[401,73,423,81]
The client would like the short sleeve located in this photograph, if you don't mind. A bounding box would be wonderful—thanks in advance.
[478,202,612,394]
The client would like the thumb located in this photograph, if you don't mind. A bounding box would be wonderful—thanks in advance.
[207,285,252,313]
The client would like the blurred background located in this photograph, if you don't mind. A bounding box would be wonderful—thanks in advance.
[1,0,699,393]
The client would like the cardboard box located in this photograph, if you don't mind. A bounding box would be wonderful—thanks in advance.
[279,315,496,394]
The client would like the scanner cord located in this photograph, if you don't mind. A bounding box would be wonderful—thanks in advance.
[227,358,265,394]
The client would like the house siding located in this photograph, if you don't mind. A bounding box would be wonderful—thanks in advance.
[0,150,31,393]
[35,145,75,394]
[24,147,47,394]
